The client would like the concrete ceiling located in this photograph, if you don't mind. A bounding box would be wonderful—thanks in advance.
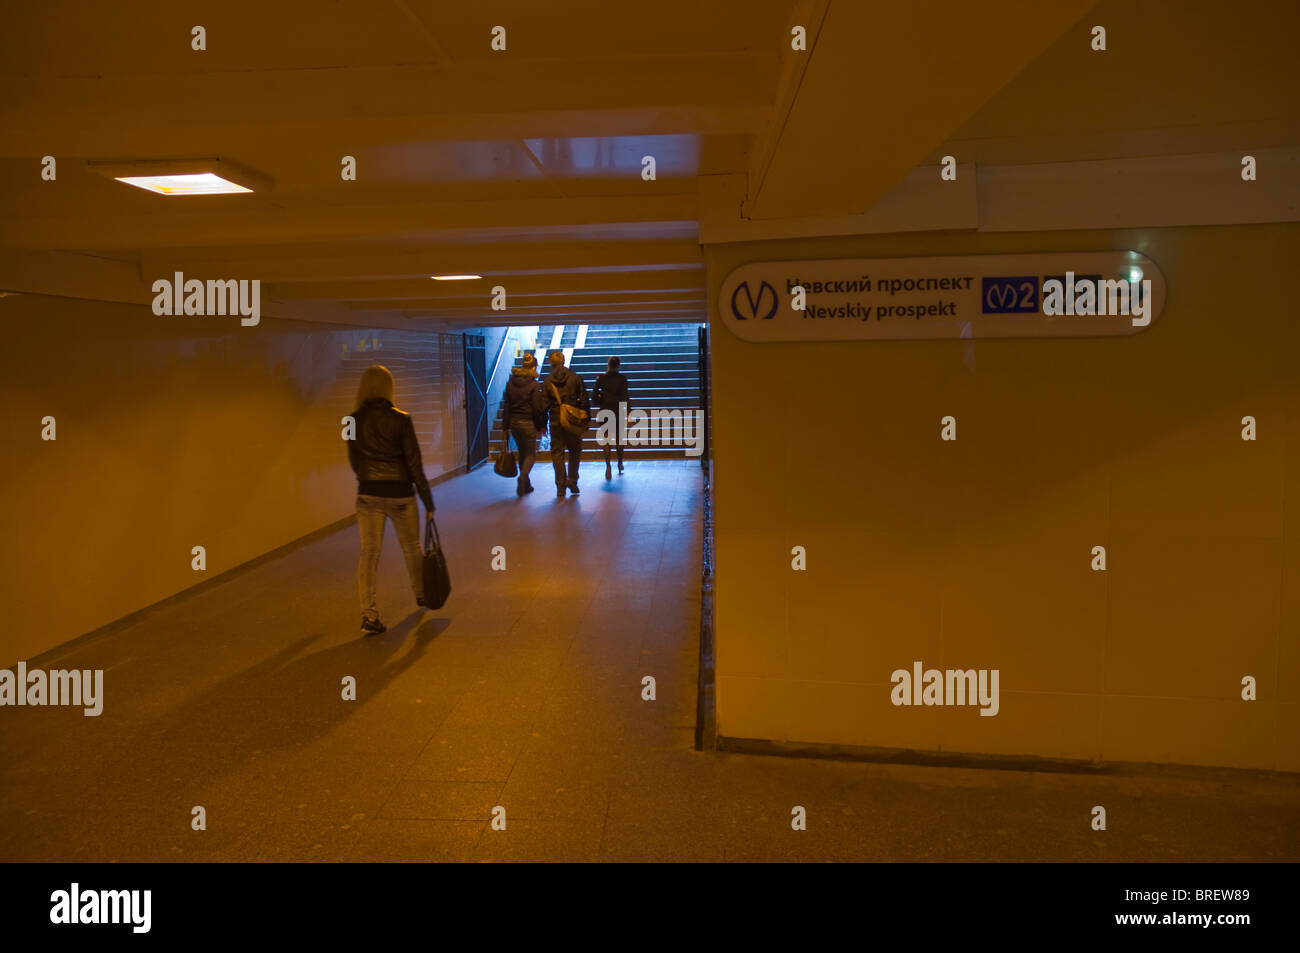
[934,0,1300,166]
[0,0,789,328]
[0,0,1296,329]
[745,0,1097,220]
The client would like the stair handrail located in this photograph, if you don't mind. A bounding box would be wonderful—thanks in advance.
[487,327,511,388]
[484,327,520,437]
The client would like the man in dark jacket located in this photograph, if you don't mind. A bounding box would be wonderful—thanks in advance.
[592,355,630,480]
[543,350,589,498]
[502,352,546,496]
[347,364,435,634]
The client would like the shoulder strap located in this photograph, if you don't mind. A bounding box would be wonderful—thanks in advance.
[548,381,563,404]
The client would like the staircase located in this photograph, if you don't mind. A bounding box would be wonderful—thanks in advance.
[488,322,704,461]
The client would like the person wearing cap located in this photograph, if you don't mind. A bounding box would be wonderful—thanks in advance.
[502,351,546,496]
[543,349,589,499]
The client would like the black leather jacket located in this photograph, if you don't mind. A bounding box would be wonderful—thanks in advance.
[592,371,629,411]
[347,398,435,510]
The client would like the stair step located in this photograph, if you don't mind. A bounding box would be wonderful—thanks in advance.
[569,361,698,370]
[488,447,702,458]
[493,322,704,441]
[493,405,707,423]
[570,352,699,361]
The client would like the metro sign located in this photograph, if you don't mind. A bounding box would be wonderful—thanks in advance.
[729,280,778,320]
[717,251,1166,341]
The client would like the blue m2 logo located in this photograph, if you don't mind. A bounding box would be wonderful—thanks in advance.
[981,276,1038,314]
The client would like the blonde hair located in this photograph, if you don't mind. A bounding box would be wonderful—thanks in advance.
[356,364,394,406]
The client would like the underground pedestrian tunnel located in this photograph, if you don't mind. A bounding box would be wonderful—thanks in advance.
[1,0,1298,863]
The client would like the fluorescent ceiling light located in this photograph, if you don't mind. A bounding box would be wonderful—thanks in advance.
[431,274,482,280]
[86,158,273,194]
[115,173,251,195]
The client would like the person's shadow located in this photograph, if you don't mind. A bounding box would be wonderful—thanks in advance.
[87,611,450,829]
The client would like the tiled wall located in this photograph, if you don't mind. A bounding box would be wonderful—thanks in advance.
[0,294,465,661]
[707,223,1299,771]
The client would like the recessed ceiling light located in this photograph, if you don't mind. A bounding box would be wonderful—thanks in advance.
[86,158,273,194]
[115,173,252,195]
[431,275,482,281]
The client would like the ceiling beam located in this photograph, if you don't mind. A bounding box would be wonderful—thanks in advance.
[0,56,774,157]
[142,239,704,282]
[395,306,704,321]
[745,0,831,215]
[0,249,420,329]
[0,194,700,250]
[267,270,704,302]
[350,300,705,315]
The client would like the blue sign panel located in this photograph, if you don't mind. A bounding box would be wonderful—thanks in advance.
[981,276,1038,314]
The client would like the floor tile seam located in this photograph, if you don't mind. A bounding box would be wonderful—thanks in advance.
[466,779,510,857]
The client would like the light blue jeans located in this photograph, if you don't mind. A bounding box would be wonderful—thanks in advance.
[356,494,423,621]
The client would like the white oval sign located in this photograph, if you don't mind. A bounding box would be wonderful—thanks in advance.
[718,251,1166,341]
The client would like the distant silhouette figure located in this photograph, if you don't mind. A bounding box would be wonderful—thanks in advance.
[593,356,630,480]
[347,364,435,635]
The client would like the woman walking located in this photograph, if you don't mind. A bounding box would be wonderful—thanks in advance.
[592,355,629,480]
[502,352,546,496]
[347,364,436,635]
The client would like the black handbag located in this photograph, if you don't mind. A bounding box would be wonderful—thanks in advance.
[494,448,518,477]
[422,518,451,610]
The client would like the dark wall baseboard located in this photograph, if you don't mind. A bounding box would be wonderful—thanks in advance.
[19,466,464,669]
[694,321,715,751]
[715,735,1300,784]
[694,463,716,751]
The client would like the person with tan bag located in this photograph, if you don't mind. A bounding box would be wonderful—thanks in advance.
[543,350,590,499]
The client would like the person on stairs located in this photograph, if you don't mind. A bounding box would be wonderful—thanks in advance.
[543,350,589,499]
[502,351,546,496]
[592,355,630,480]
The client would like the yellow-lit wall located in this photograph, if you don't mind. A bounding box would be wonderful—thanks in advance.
[0,294,466,662]
[707,224,1299,771]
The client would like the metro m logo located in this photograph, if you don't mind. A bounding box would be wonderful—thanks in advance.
[730,280,777,320]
